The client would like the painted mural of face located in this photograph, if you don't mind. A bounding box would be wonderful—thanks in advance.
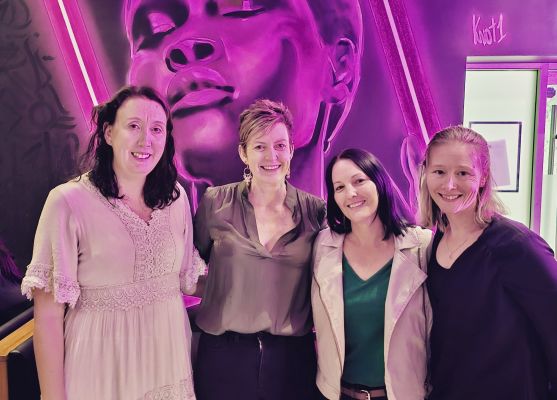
[125,0,361,187]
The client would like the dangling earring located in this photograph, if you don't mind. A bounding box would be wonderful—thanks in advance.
[286,147,294,180]
[243,166,252,185]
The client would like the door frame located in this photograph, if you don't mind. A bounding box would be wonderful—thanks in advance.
[465,58,557,233]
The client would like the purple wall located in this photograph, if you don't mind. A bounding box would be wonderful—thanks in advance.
[2,0,556,268]
[0,0,88,268]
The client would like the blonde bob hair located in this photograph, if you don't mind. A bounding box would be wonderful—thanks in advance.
[418,126,506,230]
[238,99,294,151]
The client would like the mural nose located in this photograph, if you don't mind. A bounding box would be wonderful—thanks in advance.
[165,39,219,71]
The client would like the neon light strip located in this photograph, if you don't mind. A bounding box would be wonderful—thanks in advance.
[382,0,429,144]
[57,0,98,105]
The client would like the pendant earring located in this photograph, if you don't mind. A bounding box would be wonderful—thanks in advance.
[243,166,252,185]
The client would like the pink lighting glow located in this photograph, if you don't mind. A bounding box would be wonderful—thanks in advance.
[56,0,98,105]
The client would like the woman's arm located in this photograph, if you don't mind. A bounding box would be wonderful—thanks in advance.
[183,274,206,297]
[179,185,207,296]
[193,188,215,263]
[501,228,557,398]
[33,289,66,400]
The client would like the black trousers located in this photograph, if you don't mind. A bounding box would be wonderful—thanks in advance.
[194,330,322,400]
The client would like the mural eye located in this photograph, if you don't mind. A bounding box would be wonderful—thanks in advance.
[135,12,176,51]
[222,7,265,18]
[147,12,176,34]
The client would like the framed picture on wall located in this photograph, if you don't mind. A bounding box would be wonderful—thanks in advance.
[469,121,522,192]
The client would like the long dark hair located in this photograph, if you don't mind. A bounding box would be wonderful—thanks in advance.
[325,148,413,239]
[80,86,179,208]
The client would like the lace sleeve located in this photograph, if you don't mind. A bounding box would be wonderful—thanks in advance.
[180,247,207,294]
[21,263,80,307]
[20,187,81,307]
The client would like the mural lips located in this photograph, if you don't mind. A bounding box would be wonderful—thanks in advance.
[167,66,237,118]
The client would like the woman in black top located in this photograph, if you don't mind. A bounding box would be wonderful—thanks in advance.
[419,125,557,399]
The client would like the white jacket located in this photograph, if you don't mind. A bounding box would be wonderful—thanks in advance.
[311,226,432,400]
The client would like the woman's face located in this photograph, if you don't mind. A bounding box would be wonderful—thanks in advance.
[331,159,379,225]
[239,122,293,186]
[104,97,168,181]
[425,141,485,219]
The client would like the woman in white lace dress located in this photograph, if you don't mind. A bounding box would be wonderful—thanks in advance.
[21,86,204,400]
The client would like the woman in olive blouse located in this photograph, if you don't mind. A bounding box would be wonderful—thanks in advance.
[193,99,326,400]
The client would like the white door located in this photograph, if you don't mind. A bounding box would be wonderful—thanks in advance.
[463,69,538,228]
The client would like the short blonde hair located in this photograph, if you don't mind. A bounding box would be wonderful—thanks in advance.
[238,99,293,150]
[418,126,506,230]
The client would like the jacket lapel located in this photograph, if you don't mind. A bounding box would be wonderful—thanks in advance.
[384,229,428,357]
[313,229,346,365]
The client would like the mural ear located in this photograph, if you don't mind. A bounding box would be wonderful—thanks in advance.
[323,38,357,104]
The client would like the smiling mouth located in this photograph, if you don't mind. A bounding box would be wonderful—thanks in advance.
[347,200,365,208]
[439,193,461,200]
[132,152,151,160]
[261,165,281,171]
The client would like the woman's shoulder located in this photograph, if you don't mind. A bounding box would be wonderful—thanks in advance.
[203,181,242,200]
[47,175,92,203]
[315,227,343,245]
[173,182,188,203]
[485,217,557,289]
[196,182,243,217]
[400,226,433,248]
[481,215,533,249]
[289,185,326,228]
[486,215,553,256]
[168,182,189,210]
[313,228,344,273]
[290,185,325,207]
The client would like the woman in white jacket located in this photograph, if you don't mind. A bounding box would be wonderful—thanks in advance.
[312,148,431,400]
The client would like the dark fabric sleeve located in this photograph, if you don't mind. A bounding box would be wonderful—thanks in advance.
[500,229,557,399]
[193,188,215,263]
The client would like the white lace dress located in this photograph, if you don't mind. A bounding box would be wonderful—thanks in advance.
[21,176,204,400]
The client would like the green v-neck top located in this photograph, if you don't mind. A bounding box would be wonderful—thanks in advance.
[342,254,392,387]
[193,181,327,336]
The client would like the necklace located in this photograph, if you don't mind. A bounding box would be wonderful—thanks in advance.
[444,233,473,260]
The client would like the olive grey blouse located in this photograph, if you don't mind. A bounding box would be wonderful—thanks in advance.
[194,181,326,336]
